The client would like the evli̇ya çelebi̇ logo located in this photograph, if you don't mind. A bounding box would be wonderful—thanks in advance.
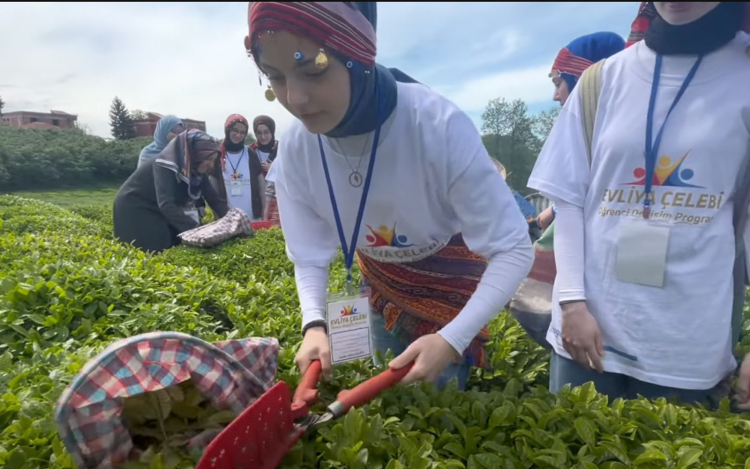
[365,224,413,247]
[625,151,703,188]
[341,305,361,317]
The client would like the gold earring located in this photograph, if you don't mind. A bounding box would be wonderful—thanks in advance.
[315,48,329,70]
[265,85,276,102]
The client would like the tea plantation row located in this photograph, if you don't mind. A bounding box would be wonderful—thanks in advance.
[2,195,750,468]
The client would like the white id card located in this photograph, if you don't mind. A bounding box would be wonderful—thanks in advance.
[615,217,670,288]
[230,180,243,196]
[326,290,372,365]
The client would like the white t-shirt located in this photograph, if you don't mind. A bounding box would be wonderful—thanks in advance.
[528,32,750,390]
[274,81,533,355]
[257,149,271,164]
[222,147,260,221]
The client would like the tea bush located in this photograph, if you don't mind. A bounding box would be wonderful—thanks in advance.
[1,195,750,469]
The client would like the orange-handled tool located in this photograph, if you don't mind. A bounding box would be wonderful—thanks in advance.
[197,360,414,469]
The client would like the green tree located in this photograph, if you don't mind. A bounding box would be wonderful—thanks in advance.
[130,109,148,121]
[0,95,5,116]
[532,107,560,147]
[481,98,539,194]
[109,97,135,140]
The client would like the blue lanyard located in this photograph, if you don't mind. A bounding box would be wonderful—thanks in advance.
[643,53,702,219]
[318,84,384,286]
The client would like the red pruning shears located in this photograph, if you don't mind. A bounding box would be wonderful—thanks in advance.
[197,360,414,469]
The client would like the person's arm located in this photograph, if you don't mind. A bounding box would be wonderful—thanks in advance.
[554,201,586,302]
[249,147,267,219]
[437,112,534,357]
[527,72,605,372]
[264,182,276,220]
[274,140,339,378]
[537,206,556,231]
[258,173,267,214]
[276,166,338,327]
[389,108,534,382]
[202,174,229,219]
[153,165,201,233]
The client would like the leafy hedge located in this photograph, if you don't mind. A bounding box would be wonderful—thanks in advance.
[0,126,149,191]
[2,195,750,468]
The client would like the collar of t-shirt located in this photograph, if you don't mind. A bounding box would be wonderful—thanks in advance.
[631,33,745,87]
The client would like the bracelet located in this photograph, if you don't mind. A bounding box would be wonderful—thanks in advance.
[559,299,585,306]
[302,320,327,336]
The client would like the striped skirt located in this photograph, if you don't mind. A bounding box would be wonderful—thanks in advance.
[357,234,491,368]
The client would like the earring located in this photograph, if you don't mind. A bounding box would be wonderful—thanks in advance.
[294,51,304,62]
[315,48,329,70]
[265,85,276,102]
[244,35,252,57]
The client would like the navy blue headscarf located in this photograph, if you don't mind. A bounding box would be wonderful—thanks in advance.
[325,2,419,138]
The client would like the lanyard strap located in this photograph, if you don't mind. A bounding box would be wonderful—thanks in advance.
[318,84,384,285]
[228,148,245,175]
[643,54,703,218]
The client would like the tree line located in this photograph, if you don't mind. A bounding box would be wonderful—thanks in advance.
[482,98,559,195]
[0,125,149,191]
[0,93,557,192]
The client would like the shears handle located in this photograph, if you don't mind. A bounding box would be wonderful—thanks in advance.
[332,361,414,416]
[291,360,322,419]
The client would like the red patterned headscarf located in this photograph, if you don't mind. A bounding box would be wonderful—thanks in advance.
[221,114,249,171]
[626,2,750,48]
[245,2,377,66]
[549,32,625,90]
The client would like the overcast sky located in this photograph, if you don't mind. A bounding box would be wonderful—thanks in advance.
[0,2,636,140]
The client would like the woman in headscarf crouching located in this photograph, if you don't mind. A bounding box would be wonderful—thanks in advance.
[137,115,185,168]
[114,129,229,253]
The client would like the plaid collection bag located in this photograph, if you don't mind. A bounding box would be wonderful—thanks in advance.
[178,208,253,248]
[54,332,279,469]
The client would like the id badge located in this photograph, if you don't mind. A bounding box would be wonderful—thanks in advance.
[230,180,242,196]
[326,287,372,365]
[615,217,670,288]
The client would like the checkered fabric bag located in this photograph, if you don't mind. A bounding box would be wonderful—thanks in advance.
[178,208,253,248]
[54,332,279,469]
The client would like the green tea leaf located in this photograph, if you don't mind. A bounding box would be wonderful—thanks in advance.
[634,448,668,465]
[599,441,631,465]
[677,448,702,467]
[489,405,510,429]
[575,417,597,448]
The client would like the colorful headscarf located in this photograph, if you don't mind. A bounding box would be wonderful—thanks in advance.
[224,114,249,154]
[246,2,418,138]
[247,2,376,66]
[155,129,220,200]
[626,2,750,48]
[137,115,183,168]
[550,32,625,91]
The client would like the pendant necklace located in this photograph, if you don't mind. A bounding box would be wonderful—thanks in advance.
[330,133,372,188]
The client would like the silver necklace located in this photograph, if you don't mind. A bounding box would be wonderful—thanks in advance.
[329,133,372,188]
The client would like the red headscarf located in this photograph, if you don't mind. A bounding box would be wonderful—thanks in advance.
[221,114,249,171]
[244,2,377,66]
[627,2,750,48]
